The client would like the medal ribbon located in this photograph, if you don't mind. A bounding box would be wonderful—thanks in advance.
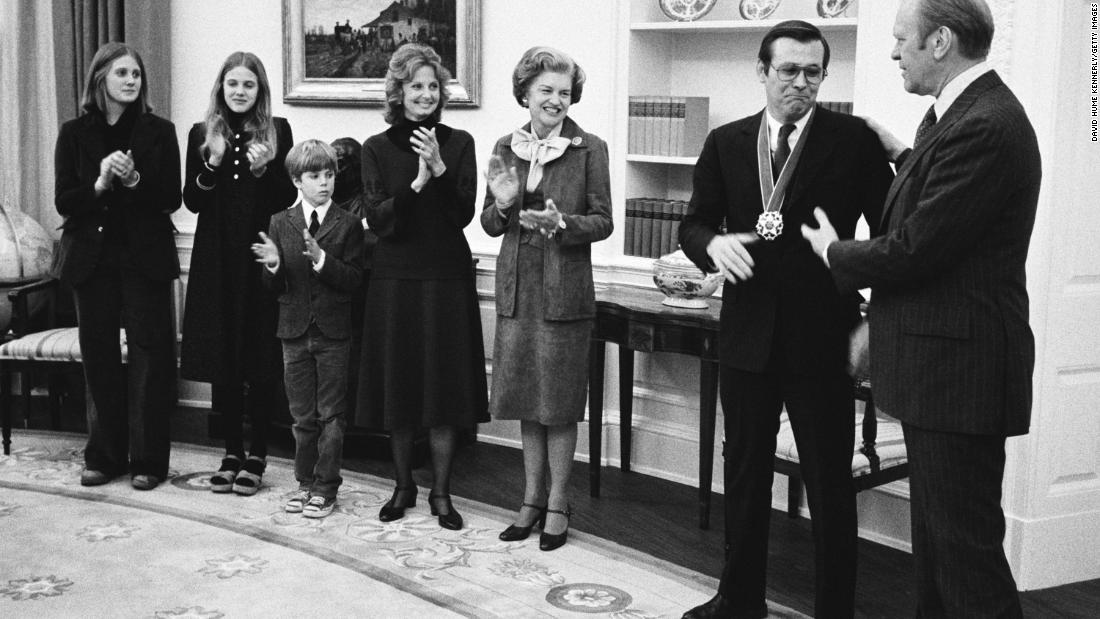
[756,108,814,215]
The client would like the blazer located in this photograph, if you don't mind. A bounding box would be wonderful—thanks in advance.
[480,117,613,321]
[52,110,182,284]
[679,106,893,375]
[262,203,365,339]
[828,71,1041,436]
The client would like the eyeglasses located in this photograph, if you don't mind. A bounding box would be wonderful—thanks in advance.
[770,64,827,84]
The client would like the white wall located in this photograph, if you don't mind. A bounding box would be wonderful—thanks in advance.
[170,0,616,259]
[168,0,1100,591]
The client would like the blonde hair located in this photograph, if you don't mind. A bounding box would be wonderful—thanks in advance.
[201,52,277,159]
[383,44,451,125]
[284,139,338,179]
[80,42,152,114]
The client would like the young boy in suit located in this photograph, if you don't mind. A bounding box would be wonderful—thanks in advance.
[251,139,365,518]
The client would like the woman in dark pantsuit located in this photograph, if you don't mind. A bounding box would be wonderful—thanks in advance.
[53,42,181,491]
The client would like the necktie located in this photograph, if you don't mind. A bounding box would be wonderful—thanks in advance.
[309,210,320,236]
[913,106,937,149]
[773,123,796,181]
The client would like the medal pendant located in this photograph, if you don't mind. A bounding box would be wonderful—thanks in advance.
[755,211,784,241]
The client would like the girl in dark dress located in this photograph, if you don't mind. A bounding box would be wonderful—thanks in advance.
[54,42,181,491]
[180,52,297,495]
[358,44,487,530]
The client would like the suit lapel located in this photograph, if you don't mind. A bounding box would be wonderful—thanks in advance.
[879,71,1004,228]
[785,106,839,209]
[129,113,155,163]
[737,114,763,209]
[314,206,342,241]
[288,203,307,233]
[76,115,107,167]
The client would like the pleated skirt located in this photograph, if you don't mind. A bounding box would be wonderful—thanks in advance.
[355,277,488,431]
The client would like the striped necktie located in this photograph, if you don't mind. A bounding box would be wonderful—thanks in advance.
[913,106,937,149]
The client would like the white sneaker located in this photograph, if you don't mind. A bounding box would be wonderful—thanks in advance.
[285,490,310,513]
[303,494,336,518]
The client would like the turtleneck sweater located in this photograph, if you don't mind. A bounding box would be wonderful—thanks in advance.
[361,117,477,279]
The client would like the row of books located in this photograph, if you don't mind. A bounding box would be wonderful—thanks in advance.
[818,100,854,115]
[624,198,689,259]
[628,96,709,157]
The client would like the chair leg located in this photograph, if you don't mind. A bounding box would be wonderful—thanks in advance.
[787,475,801,518]
[48,371,62,430]
[20,369,33,429]
[1,361,11,455]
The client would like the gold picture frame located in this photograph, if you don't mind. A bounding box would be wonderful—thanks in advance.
[282,0,481,107]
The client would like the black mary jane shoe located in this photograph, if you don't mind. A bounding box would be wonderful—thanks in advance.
[429,493,463,531]
[538,506,572,551]
[499,502,547,541]
[231,456,266,496]
[378,486,417,522]
[209,455,242,493]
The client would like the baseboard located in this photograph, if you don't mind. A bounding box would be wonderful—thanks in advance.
[1008,508,1100,590]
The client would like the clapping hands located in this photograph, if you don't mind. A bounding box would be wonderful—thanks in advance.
[485,155,519,208]
[247,142,275,174]
[251,232,279,268]
[519,199,564,239]
[98,149,138,188]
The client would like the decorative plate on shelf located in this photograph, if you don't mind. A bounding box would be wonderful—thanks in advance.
[739,0,781,20]
[817,0,854,18]
[658,0,718,22]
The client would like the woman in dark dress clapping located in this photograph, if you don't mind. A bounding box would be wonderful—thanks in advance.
[358,44,487,530]
[482,47,613,551]
[53,42,181,491]
[180,52,297,495]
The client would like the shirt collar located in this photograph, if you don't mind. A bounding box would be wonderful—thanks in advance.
[934,61,991,120]
[765,107,813,151]
[297,198,333,223]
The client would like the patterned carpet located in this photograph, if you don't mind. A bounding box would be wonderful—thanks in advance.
[0,432,807,618]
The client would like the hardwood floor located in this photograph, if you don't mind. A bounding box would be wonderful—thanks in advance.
[9,398,1099,618]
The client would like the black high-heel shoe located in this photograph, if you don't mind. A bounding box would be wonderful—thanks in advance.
[429,494,463,530]
[499,503,548,541]
[539,506,572,551]
[378,486,417,522]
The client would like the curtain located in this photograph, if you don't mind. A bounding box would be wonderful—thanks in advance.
[54,0,173,122]
[0,1,172,233]
[0,2,62,233]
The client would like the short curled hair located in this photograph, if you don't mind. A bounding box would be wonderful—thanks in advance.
[284,139,338,179]
[916,0,994,60]
[383,44,451,125]
[511,46,585,107]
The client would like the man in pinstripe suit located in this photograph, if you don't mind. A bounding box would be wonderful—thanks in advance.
[803,1,1040,616]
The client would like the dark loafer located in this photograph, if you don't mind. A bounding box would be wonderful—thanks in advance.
[131,474,161,491]
[80,469,115,487]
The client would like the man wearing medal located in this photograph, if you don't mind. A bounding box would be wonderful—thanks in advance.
[679,20,894,619]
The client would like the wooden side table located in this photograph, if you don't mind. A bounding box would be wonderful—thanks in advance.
[588,285,721,529]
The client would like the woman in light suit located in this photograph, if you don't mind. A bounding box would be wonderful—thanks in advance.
[482,46,612,551]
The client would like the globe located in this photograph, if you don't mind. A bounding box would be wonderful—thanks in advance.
[0,203,54,333]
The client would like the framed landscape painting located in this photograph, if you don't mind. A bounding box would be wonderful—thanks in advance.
[282,0,480,106]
